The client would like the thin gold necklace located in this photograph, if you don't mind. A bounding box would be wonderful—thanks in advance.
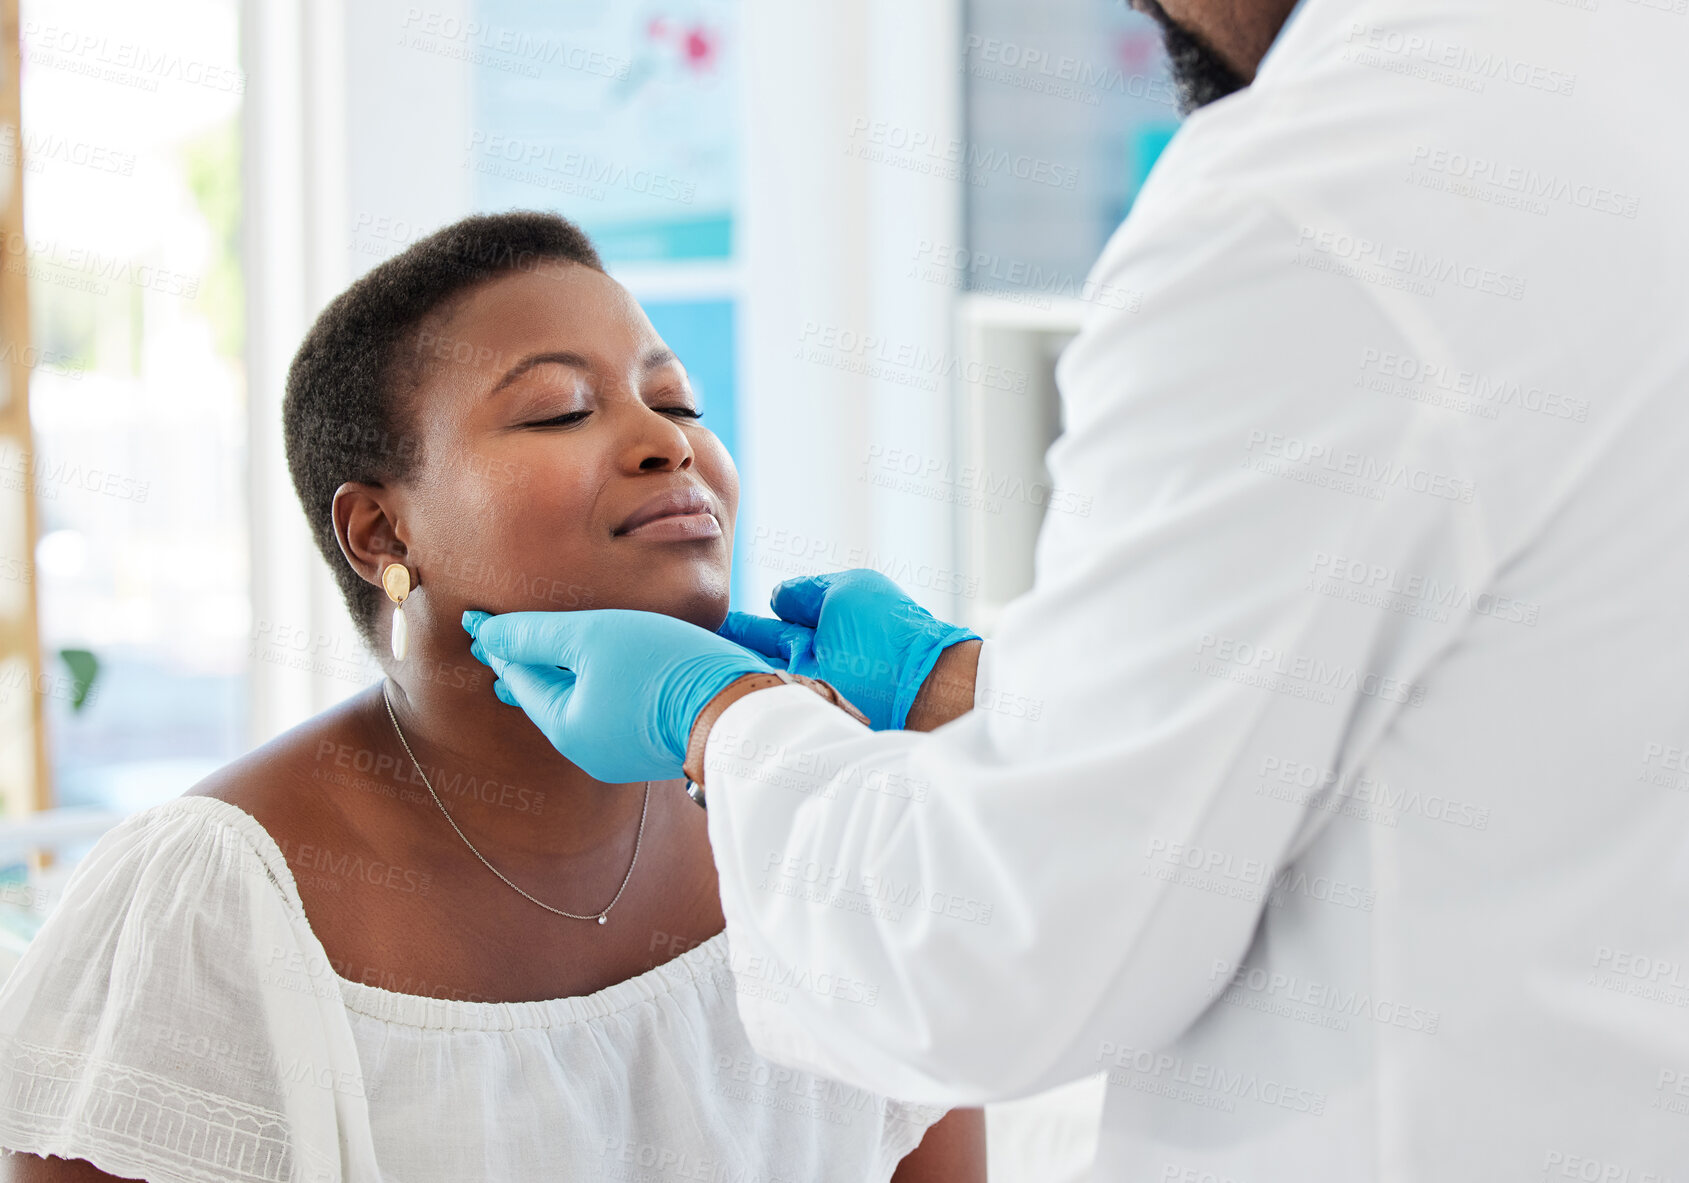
[381,681,649,925]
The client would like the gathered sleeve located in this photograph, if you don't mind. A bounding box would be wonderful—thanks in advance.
[0,798,381,1183]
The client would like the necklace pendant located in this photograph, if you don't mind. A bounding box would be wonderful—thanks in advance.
[597,913,608,925]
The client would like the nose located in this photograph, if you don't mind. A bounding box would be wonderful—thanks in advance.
[618,401,695,473]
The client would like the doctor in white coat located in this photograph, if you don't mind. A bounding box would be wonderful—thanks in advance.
[467,0,1689,1175]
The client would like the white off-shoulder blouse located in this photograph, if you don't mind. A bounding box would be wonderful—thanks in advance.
[0,797,944,1182]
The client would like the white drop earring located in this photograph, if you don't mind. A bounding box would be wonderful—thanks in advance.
[382,563,412,661]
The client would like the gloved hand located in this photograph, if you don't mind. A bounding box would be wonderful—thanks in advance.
[717,569,980,731]
[463,608,776,783]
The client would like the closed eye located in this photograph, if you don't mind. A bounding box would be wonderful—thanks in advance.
[521,410,590,429]
[520,406,701,428]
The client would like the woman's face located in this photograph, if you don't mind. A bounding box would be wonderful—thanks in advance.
[385,262,737,637]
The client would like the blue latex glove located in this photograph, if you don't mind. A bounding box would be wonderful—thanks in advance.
[464,608,776,783]
[717,569,981,731]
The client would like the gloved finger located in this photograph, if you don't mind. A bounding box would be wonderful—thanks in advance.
[475,643,511,679]
[492,677,516,707]
[717,610,811,665]
[468,610,595,670]
[495,659,579,721]
[769,574,837,627]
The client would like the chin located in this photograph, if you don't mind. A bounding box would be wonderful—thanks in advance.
[633,575,731,634]
[630,599,727,634]
[591,552,732,631]
[686,605,731,634]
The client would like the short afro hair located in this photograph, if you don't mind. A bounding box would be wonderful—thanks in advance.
[283,210,604,649]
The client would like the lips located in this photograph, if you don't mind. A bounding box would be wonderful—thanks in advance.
[613,486,717,536]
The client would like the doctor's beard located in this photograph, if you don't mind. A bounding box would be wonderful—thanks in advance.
[1131,0,1251,115]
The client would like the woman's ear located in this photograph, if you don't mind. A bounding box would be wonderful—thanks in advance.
[331,481,407,588]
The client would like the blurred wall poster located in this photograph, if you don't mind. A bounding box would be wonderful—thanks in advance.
[469,0,737,262]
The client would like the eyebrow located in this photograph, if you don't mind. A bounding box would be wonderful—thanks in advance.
[489,347,680,396]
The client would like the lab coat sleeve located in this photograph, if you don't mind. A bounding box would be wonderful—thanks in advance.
[703,164,1500,1104]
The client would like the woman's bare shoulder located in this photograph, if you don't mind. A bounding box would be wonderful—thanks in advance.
[183,683,385,847]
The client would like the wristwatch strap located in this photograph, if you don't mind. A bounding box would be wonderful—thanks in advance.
[683,670,869,808]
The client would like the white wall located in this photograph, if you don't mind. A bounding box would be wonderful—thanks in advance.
[242,0,364,742]
[738,0,964,619]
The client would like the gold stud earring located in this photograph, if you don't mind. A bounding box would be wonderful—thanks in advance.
[382,563,412,661]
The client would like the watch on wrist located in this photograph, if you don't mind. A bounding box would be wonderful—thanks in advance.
[682,670,869,809]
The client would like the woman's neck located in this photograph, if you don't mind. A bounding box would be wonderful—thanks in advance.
[370,636,654,860]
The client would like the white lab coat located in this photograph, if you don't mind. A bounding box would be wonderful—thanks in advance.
[703,0,1689,1176]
